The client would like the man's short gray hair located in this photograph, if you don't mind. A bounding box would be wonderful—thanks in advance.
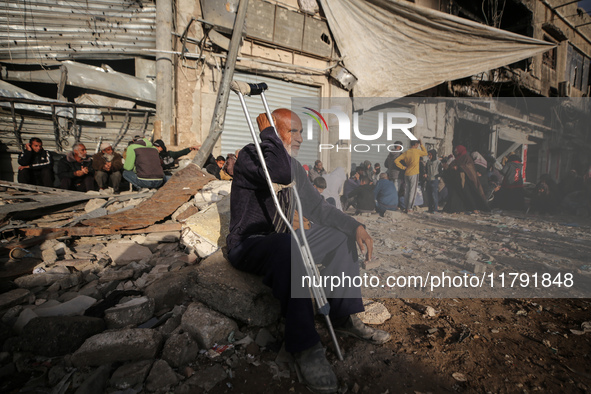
[380,173,388,180]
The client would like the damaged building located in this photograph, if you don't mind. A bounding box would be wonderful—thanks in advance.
[0,0,590,185]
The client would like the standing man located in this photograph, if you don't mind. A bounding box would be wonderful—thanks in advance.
[394,139,427,213]
[92,142,123,193]
[308,159,326,183]
[17,137,54,187]
[123,137,165,190]
[425,149,441,213]
[384,141,405,191]
[57,143,95,192]
[227,108,390,394]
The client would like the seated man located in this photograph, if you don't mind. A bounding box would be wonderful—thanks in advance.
[57,143,95,192]
[206,155,226,180]
[341,167,362,211]
[227,109,390,394]
[347,175,376,214]
[92,142,123,193]
[18,137,54,187]
[374,173,398,216]
[123,137,165,190]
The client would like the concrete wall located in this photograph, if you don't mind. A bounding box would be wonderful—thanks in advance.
[173,0,343,168]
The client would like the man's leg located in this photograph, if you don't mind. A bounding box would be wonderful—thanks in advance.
[17,168,32,185]
[430,180,439,212]
[82,174,96,192]
[95,171,108,189]
[123,170,163,189]
[39,167,54,187]
[109,171,122,192]
[406,174,418,210]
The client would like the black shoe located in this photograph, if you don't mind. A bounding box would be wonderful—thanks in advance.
[293,342,338,394]
[334,315,391,344]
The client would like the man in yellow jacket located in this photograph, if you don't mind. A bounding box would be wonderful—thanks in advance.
[394,139,427,213]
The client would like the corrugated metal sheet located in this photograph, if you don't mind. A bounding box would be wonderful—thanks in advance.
[0,0,156,60]
[221,72,320,168]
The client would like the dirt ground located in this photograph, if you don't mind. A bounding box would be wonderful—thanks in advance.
[194,209,591,394]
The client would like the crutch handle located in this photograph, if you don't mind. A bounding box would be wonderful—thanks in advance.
[230,81,268,96]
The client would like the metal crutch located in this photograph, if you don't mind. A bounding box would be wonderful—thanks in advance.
[230,80,344,361]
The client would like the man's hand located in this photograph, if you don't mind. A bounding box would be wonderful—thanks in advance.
[256,113,276,132]
[190,145,201,151]
[103,162,112,171]
[355,225,373,261]
[18,165,29,171]
[24,143,31,151]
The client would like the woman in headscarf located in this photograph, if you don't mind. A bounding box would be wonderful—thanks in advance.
[442,145,489,213]
[471,151,491,198]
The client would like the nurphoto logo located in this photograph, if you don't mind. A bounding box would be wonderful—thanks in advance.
[302,107,418,153]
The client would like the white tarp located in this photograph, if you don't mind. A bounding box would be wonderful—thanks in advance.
[319,0,555,101]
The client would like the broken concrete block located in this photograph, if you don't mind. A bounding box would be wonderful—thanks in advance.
[144,270,191,311]
[181,302,238,349]
[180,227,218,258]
[17,316,105,356]
[182,195,231,257]
[193,180,231,210]
[255,328,276,348]
[186,250,280,327]
[110,360,153,390]
[184,364,227,392]
[84,199,107,213]
[99,268,134,282]
[106,242,152,265]
[34,295,96,317]
[0,289,31,311]
[104,296,155,329]
[357,299,391,325]
[172,202,199,223]
[162,332,200,368]
[145,231,180,244]
[41,248,58,264]
[145,359,179,392]
[71,328,163,366]
[73,364,111,394]
[14,268,71,289]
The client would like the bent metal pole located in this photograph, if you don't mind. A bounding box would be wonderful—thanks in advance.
[192,0,249,168]
[230,80,344,361]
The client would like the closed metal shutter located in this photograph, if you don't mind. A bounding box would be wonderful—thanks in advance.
[221,73,320,167]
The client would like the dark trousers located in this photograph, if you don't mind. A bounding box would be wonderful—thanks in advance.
[228,224,364,353]
[18,167,53,187]
[426,179,439,212]
[60,174,95,192]
[95,170,122,191]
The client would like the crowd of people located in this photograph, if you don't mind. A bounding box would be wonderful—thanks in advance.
[15,136,239,193]
[301,144,591,217]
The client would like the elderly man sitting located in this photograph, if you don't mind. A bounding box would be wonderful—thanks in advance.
[57,143,95,192]
[92,142,123,194]
[227,108,390,393]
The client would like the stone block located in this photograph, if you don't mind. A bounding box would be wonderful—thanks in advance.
[180,302,238,349]
[182,195,231,257]
[161,332,200,368]
[110,360,153,390]
[17,316,105,356]
[71,328,162,367]
[104,296,155,329]
[106,242,152,266]
[357,299,391,325]
[144,270,191,311]
[186,250,280,327]
[145,360,179,392]
[34,295,97,317]
[0,289,31,311]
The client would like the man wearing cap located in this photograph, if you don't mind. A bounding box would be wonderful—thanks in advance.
[123,136,165,190]
[92,142,123,194]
